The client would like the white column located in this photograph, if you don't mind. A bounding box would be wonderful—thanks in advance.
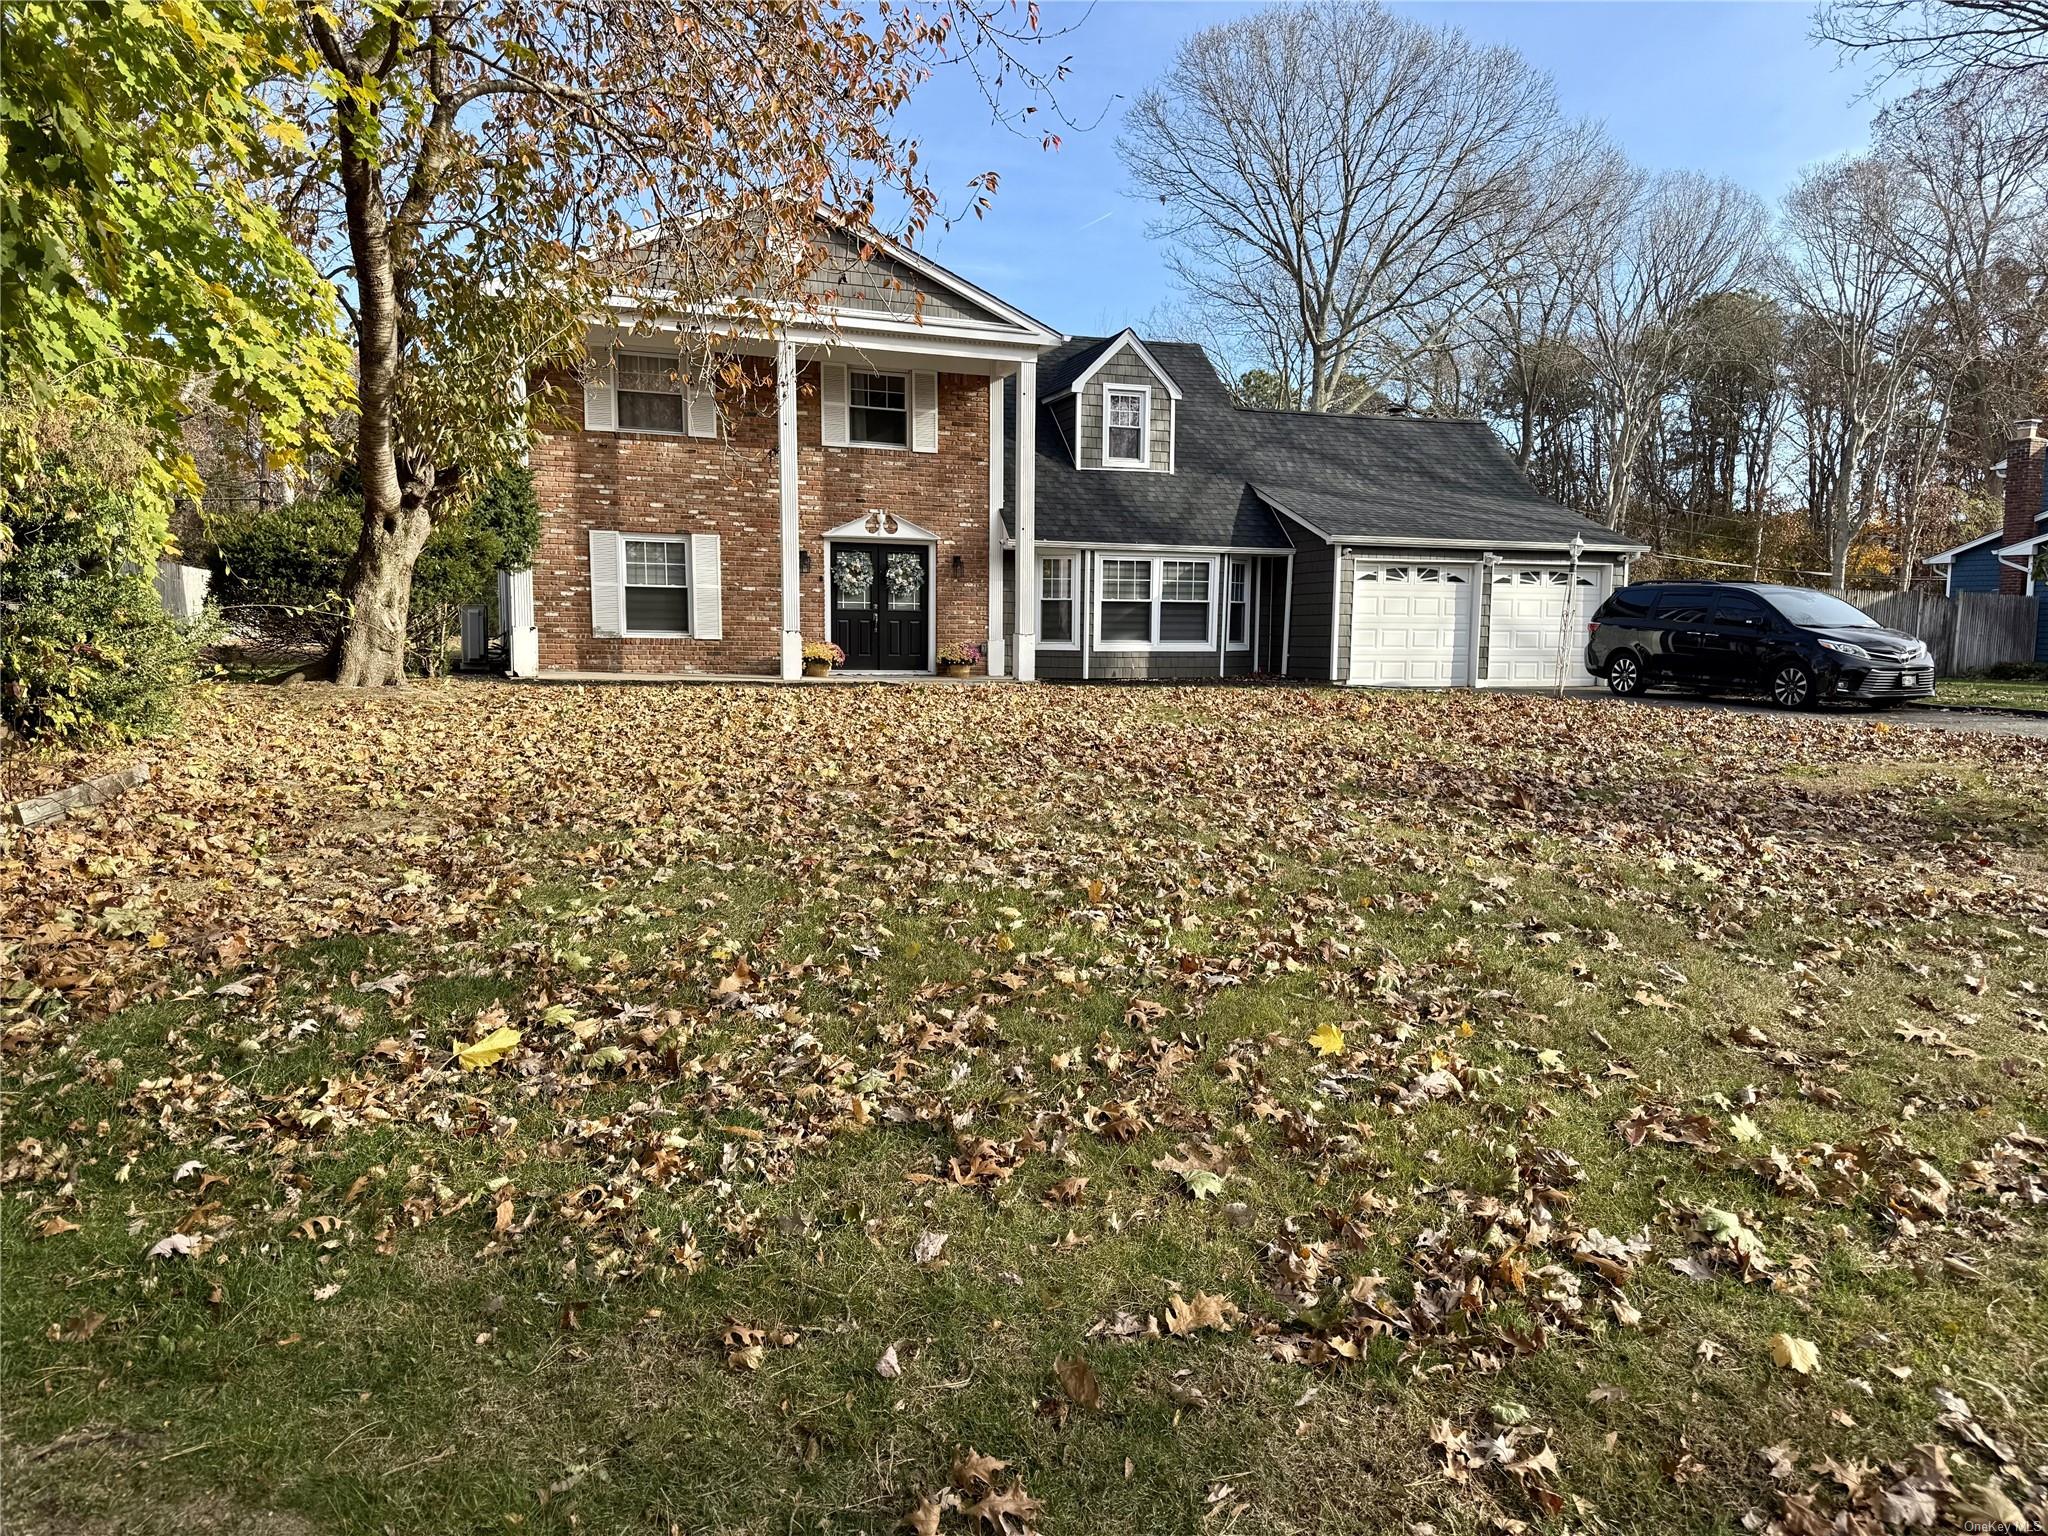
[1014,358,1037,682]
[777,339,801,680]
[986,374,1007,675]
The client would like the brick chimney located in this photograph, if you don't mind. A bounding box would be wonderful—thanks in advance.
[2001,419,2043,594]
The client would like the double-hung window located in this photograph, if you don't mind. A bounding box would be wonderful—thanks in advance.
[848,371,909,447]
[1095,554,1215,649]
[1040,555,1077,647]
[623,537,690,634]
[1104,386,1148,467]
[1226,559,1251,649]
[617,355,688,433]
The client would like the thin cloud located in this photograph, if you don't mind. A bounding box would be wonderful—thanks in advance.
[1076,209,1116,231]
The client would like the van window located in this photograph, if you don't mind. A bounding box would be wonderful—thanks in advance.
[1598,586,1652,620]
[1712,594,1773,630]
[1652,590,1710,623]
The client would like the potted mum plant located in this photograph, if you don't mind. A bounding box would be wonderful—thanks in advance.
[802,640,844,678]
[936,641,983,679]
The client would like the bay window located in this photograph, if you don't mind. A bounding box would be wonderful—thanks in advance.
[1094,553,1216,650]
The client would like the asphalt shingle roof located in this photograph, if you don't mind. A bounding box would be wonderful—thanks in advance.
[1008,336,1645,553]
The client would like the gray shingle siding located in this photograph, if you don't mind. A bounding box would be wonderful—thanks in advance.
[1002,550,1016,675]
[799,225,1001,324]
[1285,536,1338,680]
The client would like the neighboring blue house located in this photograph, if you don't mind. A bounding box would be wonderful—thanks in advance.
[1924,425,2048,663]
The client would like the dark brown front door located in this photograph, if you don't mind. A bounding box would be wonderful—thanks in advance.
[831,543,929,671]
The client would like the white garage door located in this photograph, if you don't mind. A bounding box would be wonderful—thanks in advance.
[1486,565,1610,687]
[1347,562,1475,686]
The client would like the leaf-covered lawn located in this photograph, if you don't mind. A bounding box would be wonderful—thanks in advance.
[4,682,2046,1536]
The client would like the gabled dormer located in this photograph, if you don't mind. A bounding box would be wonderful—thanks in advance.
[1042,329,1182,473]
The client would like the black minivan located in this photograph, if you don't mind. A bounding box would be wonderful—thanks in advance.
[1585,582,1936,708]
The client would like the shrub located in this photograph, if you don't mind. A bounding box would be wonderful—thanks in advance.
[1983,661,2048,683]
[203,464,542,671]
[0,393,211,744]
[408,464,543,652]
[205,493,359,614]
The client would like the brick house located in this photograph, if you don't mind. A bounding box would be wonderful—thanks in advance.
[527,221,1645,686]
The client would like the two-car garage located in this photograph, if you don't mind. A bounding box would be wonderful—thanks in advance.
[1339,552,1619,688]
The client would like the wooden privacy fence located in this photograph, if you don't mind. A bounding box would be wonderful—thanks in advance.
[1834,589,2039,675]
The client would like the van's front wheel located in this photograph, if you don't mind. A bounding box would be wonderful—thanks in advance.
[1770,661,1817,709]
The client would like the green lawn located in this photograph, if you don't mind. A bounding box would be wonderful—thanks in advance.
[1926,677,2048,713]
[4,683,2046,1535]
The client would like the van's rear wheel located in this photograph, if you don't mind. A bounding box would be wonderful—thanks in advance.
[1606,652,1646,696]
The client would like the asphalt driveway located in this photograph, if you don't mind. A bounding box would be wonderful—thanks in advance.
[1577,689,2048,740]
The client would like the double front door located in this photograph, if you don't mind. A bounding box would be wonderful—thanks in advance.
[831,543,929,671]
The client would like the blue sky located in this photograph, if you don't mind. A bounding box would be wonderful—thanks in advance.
[893,1,1897,339]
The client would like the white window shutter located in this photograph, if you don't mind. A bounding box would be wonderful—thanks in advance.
[821,363,849,447]
[912,370,938,453]
[587,529,623,638]
[582,360,616,433]
[689,533,722,641]
[686,383,717,439]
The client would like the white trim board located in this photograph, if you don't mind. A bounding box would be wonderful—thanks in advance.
[1033,539,1290,556]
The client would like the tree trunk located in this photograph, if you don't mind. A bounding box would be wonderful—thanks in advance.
[331,109,416,688]
[1827,426,1861,590]
[335,506,433,686]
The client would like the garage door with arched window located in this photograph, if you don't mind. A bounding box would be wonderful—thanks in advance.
[1346,563,1476,686]
[1486,565,1610,687]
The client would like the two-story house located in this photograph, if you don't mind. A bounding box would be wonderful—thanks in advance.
[529,222,1645,687]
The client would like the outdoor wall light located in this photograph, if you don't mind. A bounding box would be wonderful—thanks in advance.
[799,549,812,575]
[951,553,965,577]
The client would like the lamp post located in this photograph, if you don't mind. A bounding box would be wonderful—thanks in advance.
[1555,533,1586,699]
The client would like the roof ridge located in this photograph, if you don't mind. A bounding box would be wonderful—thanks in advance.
[1232,405,1486,424]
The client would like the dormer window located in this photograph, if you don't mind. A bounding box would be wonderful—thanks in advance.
[1105,386,1149,467]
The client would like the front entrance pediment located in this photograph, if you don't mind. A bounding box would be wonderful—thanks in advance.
[823,512,937,543]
